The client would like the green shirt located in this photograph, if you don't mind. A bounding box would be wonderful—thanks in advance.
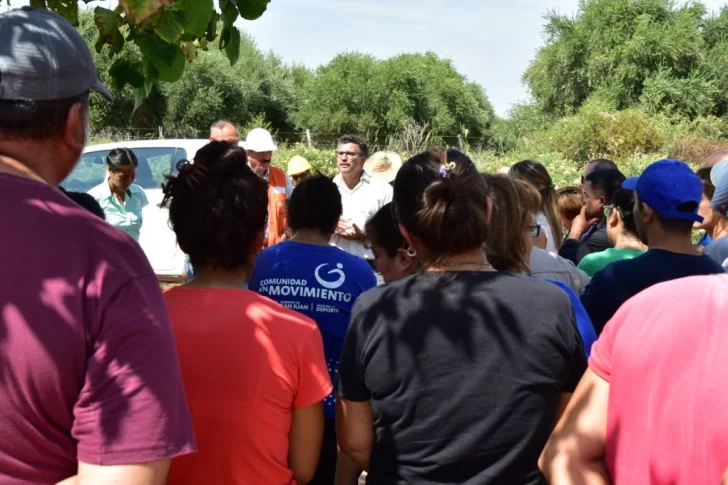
[88,180,149,242]
[577,247,646,277]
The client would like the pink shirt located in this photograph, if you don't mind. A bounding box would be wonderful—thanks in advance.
[590,274,728,485]
[0,174,196,484]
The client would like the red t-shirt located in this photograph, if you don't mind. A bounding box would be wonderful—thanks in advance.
[164,287,333,485]
[590,274,728,485]
[0,174,196,484]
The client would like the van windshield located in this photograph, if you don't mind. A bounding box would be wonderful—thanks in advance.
[61,147,186,192]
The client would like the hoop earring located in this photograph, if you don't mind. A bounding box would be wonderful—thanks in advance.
[406,247,417,258]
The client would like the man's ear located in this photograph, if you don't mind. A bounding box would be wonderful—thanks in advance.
[640,202,656,225]
[63,101,86,154]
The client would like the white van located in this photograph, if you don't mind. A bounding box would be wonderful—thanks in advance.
[60,139,209,281]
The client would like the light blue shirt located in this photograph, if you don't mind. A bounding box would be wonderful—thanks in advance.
[88,180,149,241]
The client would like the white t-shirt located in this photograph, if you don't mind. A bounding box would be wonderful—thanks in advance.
[537,211,558,254]
[332,171,393,260]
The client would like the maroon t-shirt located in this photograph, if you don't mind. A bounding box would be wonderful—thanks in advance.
[0,173,196,484]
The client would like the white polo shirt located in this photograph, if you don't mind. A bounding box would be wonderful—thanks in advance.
[332,171,393,260]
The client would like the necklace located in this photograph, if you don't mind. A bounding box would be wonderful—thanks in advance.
[436,261,492,267]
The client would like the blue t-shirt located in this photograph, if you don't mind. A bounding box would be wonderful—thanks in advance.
[249,241,377,418]
[581,249,725,335]
[547,280,597,357]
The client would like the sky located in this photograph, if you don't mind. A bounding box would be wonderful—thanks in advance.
[5,0,728,115]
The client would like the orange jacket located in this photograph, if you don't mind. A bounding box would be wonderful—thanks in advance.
[265,166,287,248]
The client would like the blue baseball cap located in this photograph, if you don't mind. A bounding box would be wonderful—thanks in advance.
[622,159,703,223]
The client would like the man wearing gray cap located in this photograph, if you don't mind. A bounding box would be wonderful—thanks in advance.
[0,7,195,485]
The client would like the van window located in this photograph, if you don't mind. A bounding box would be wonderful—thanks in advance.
[62,147,179,192]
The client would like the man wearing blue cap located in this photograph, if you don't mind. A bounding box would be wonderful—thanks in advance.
[581,159,725,335]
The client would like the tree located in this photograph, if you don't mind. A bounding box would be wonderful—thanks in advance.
[1,0,272,108]
[294,52,495,144]
[524,0,710,118]
[76,9,303,137]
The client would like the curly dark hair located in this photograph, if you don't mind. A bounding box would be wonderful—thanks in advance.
[161,142,268,269]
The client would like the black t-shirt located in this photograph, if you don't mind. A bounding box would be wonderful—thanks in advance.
[337,271,587,485]
[581,249,726,334]
[559,220,611,265]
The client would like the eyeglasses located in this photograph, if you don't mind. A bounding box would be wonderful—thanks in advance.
[529,224,541,238]
[337,151,361,158]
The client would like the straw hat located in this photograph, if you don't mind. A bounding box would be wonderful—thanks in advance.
[364,151,403,183]
[287,155,312,176]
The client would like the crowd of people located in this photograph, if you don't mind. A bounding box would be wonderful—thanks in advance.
[3,6,728,485]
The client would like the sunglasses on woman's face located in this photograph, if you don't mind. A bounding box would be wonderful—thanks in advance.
[529,224,541,238]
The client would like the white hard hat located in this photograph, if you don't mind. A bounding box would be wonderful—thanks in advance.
[243,128,277,152]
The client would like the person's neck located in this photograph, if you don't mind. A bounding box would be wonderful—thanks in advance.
[108,179,126,199]
[0,144,58,185]
[426,249,495,272]
[709,218,728,241]
[342,170,362,190]
[647,232,701,255]
[184,265,251,290]
[290,229,331,246]
[613,232,647,251]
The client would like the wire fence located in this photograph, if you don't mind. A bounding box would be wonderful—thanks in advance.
[88,127,493,152]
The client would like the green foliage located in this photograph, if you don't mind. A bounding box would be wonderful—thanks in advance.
[2,0,271,103]
[293,52,496,145]
[524,0,713,118]
[545,100,665,161]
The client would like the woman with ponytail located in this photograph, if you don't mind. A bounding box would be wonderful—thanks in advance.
[509,160,564,253]
[161,142,332,485]
[336,148,587,485]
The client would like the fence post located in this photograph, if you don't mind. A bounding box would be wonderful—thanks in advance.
[158,126,164,139]
[457,134,463,150]
[306,129,313,148]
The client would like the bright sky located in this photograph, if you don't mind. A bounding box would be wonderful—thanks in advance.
[239,0,727,116]
[5,0,728,116]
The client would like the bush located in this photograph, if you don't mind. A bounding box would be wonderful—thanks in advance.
[669,136,727,164]
[546,101,664,161]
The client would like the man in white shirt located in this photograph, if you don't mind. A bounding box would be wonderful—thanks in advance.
[332,135,393,262]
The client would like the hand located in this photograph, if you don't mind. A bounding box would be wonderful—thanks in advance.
[338,224,364,241]
[568,206,600,241]
[336,217,352,236]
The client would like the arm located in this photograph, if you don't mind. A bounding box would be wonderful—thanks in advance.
[337,398,375,471]
[559,239,580,264]
[334,449,363,485]
[580,271,616,337]
[540,369,610,485]
[289,402,325,485]
[55,460,171,485]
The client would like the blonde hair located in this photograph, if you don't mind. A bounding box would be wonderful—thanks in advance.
[509,160,564,250]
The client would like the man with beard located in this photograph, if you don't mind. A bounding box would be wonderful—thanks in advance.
[560,169,624,264]
[581,159,725,335]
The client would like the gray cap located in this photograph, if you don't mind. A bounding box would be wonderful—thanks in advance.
[713,161,728,215]
[0,7,112,102]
